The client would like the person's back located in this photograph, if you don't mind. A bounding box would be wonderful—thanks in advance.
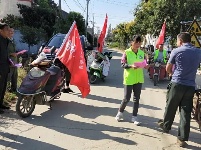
[171,44,201,86]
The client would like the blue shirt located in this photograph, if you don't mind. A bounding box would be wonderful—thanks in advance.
[168,43,201,86]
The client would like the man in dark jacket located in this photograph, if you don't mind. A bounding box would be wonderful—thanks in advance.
[0,23,11,113]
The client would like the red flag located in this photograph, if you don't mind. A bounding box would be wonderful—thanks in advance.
[155,21,166,49]
[57,22,90,98]
[97,14,108,53]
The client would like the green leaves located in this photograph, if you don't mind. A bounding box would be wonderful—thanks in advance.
[112,0,201,47]
[20,26,46,50]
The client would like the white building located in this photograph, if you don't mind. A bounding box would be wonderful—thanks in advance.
[0,0,31,20]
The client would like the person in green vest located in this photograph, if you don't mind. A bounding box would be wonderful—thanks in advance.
[115,35,149,125]
[7,27,18,93]
[153,44,168,64]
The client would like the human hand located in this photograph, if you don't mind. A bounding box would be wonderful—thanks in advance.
[10,53,17,57]
[131,64,139,69]
[144,64,150,69]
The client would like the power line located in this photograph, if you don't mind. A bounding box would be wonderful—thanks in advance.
[63,0,71,11]
[72,0,85,11]
[75,0,85,11]
[95,0,137,8]
[93,13,133,20]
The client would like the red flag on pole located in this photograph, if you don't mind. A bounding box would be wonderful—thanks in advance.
[57,21,90,98]
[155,21,166,49]
[97,14,108,53]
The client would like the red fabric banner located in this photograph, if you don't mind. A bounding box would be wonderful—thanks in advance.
[57,22,90,98]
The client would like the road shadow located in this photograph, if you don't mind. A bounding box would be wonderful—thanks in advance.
[0,132,63,150]
[0,109,19,129]
[138,114,201,149]
[142,70,169,91]
[21,100,136,146]
[75,93,161,111]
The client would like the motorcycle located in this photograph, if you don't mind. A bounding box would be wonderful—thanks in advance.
[16,47,65,118]
[88,51,112,84]
[149,60,167,86]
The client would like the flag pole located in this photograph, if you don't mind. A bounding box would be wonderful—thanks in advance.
[57,21,76,54]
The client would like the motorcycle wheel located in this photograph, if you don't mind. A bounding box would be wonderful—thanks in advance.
[90,75,97,84]
[153,75,158,86]
[16,95,36,118]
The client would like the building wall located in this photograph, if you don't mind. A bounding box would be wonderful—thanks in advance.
[0,0,31,19]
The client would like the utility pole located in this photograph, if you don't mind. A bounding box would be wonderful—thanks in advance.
[92,14,95,46]
[85,0,90,39]
[59,0,61,10]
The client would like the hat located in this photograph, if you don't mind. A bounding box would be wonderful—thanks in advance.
[0,22,8,29]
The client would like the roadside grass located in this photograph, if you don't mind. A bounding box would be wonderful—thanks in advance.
[4,68,27,106]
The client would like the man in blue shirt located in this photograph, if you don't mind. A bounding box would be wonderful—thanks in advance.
[158,32,201,147]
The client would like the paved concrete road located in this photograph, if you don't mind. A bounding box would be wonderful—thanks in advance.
[0,49,200,150]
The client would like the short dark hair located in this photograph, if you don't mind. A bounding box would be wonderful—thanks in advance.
[132,35,142,43]
[177,32,191,43]
[0,22,8,30]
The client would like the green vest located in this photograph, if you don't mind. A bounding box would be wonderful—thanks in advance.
[154,49,167,63]
[123,48,144,85]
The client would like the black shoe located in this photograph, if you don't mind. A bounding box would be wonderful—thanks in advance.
[0,109,4,114]
[1,105,10,110]
[68,88,74,93]
[62,88,74,93]
[158,119,169,133]
[62,88,69,93]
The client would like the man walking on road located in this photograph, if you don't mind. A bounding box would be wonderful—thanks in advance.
[0,23,11,113]
[158,32,201,147]
[115,35,149,125]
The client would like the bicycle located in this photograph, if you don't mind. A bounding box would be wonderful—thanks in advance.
[192,88,201,131]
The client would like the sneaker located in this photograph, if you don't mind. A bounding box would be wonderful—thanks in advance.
[131,116,141,126]
[177,138,187,147]
[115,112,123,121]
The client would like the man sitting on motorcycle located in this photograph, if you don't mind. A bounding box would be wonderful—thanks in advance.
[149,44,168,79]
[153,44,168,64]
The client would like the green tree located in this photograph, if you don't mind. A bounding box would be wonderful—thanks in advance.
[112,0,201,47]
[20,26,45,51]
[66,11,86,35]
[54,11,86,36]
[17,4,57,39]
[2,14,23,29]
[106,24,113,42]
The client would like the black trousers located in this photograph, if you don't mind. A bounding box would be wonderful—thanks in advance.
[8,67,18,91]
[0,65,9,106]
[119,83,142,116]
[65,68,71,87]
[163,82,195,141]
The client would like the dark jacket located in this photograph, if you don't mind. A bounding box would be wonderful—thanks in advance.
[0,34,9,65]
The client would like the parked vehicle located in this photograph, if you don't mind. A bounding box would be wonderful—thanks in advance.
[39,33,92,60]
[16,47,65,118]
[89,51,112,84]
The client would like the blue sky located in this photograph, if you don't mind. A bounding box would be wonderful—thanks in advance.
[53,0,140,33]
